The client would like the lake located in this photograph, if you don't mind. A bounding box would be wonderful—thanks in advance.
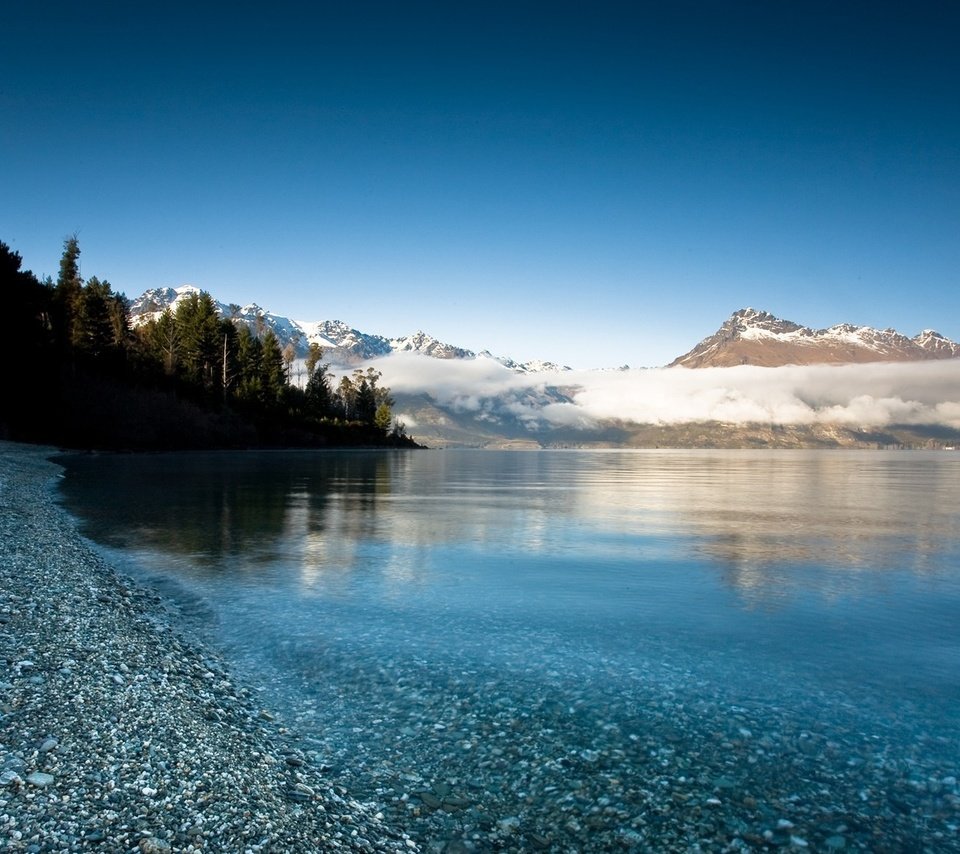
[58,449,960,851]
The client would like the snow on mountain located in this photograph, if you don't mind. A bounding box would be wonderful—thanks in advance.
[131,286,308,352]
[127,285,560,372]
[482,352,571,373]
[125,290,960,448]
[294,319,393,361]
[389,331,475,360]
[670,308,960,368]
[129,289,958,376]
[129,285,214,320]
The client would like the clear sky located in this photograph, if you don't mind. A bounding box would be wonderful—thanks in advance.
[3,1,958,368]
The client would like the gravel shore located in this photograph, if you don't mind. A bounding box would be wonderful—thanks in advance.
[0,442,415,853]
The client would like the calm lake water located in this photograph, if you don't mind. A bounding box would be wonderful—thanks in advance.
[59,449,960,851]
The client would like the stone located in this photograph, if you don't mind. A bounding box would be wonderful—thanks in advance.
[287,781,315,802]
[26,771,54,787]
[419,792,442,809]
[0,769,23,787]
[497,816,521,835]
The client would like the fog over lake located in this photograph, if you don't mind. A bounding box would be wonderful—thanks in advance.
[365,354,960,430]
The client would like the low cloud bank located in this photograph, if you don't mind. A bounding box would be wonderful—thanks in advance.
[368,353,960,430]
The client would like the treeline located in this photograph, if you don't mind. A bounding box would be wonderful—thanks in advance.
[0,236,418,450]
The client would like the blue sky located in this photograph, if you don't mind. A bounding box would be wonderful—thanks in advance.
[3,1,958,367]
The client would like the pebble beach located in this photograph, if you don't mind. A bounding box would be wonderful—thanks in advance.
[0,442,413,853]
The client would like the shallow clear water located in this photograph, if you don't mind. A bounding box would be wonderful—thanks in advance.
[59,449,960,850]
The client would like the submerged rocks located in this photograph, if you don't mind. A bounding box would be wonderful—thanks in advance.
[0,442,413,852]
[248,616,960,853]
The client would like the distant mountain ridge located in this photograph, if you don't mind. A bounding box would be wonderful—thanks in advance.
[129,285,567,373]
[669,308,960,368]
[129,288,960,373]
[127,290,960,448]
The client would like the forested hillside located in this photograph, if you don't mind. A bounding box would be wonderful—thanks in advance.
[0,237,418,450]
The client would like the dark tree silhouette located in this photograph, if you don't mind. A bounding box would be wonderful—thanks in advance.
[0,235,420,450]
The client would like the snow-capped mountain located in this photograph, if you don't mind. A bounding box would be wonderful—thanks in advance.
[388,331,474,360]
[126,291,960,448]
[294,319,393,362]
[130,289,958,376]
[128,285,564,371]
[130,286,305,349]
[670,308,960,368]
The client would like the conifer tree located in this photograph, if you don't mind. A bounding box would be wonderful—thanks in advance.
[107,291,130,351]
[260,329,286,404]
[57,235,81,295]
[73,276,114,356]
[305,361,334,419]
[54,235,83,350]
[149,308,180,376]
[175,292,222,390]
[354,374,377,425]
[235,325,264,404]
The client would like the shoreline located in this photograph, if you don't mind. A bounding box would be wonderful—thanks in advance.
[0,441,414,852]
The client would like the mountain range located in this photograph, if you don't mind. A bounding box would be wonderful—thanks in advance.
[670,307,960,368]
[129,286,567,373]
[130,286,960,372]
[127,287,960,449]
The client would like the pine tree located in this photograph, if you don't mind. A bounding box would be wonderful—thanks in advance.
[354,375,377,425]
[305,361,334,419]
[260,329,286,405]
[57,235,81,295]
[149,309,180,376]
[53,235,83,351]
[235,325,264,404]
[73,276,114,357]
[175,291,222,390]
[106,291,130,351]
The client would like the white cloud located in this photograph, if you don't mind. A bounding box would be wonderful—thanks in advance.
[361,353,960,429]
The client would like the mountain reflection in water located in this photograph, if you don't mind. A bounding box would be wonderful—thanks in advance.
[61,449,960,603]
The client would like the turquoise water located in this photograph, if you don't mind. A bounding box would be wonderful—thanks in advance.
[59,449,960,850]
